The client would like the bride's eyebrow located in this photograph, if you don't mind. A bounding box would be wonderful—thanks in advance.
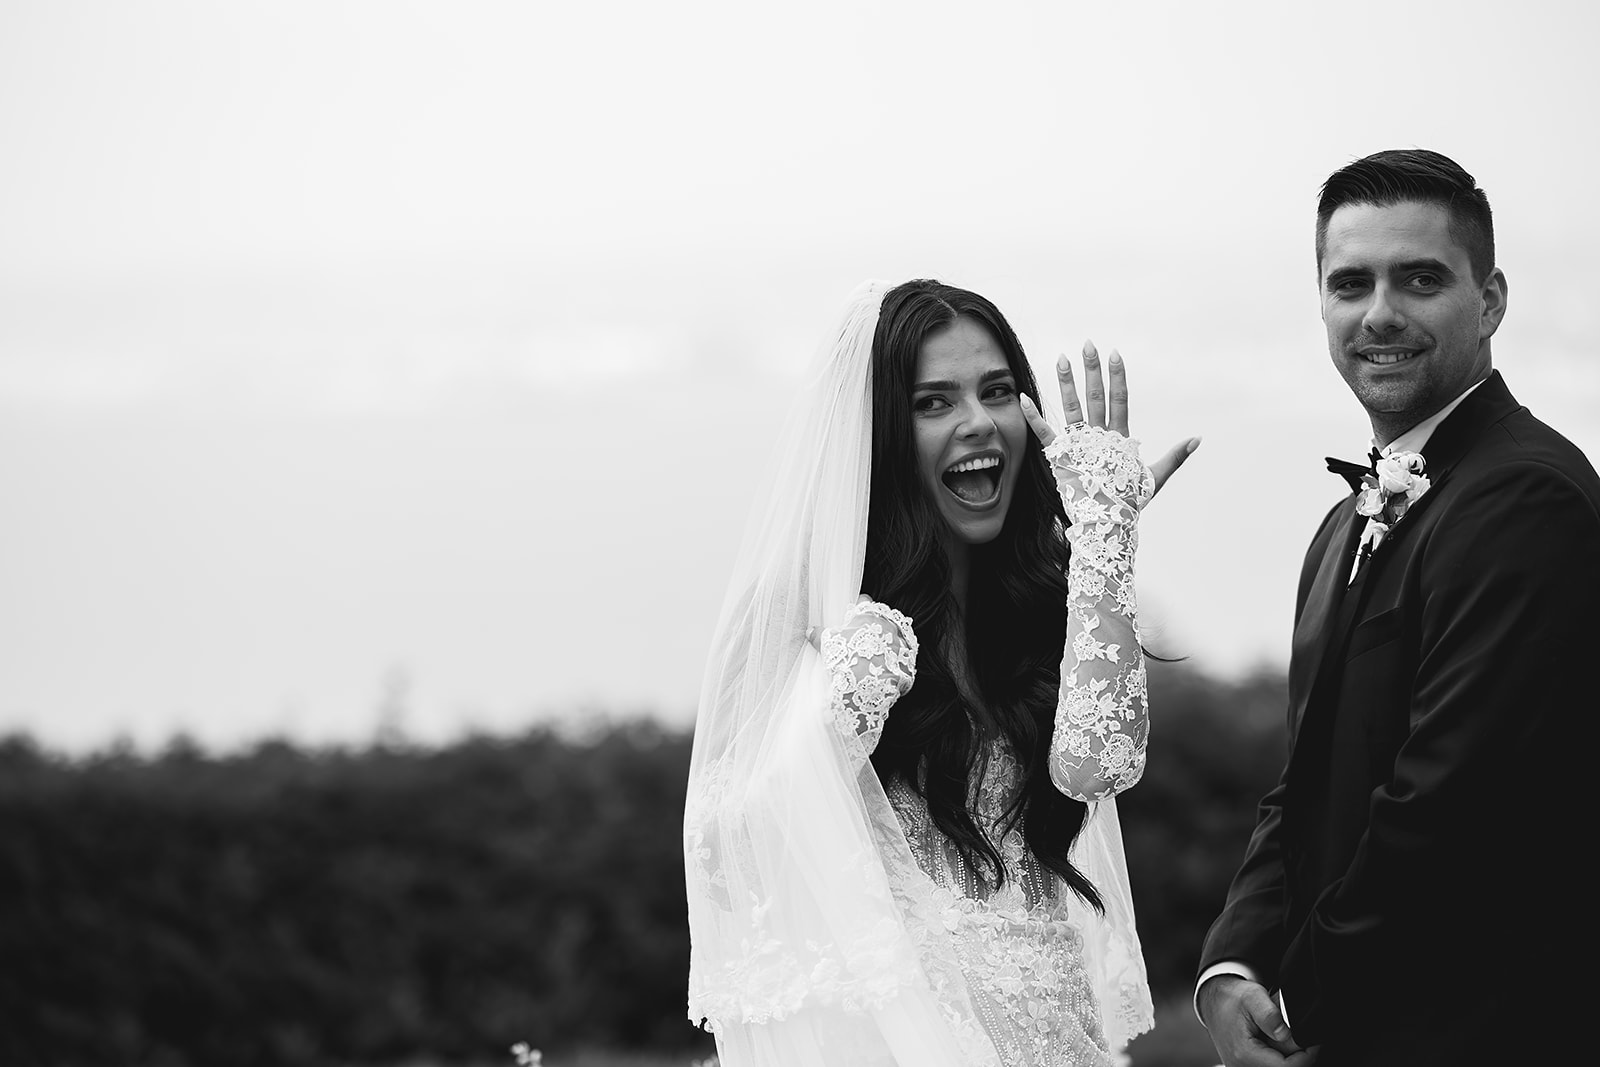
[912,369,1015,392]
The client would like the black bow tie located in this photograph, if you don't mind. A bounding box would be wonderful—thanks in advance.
[1325,447,1383,492]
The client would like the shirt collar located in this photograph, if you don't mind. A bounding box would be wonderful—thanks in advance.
[1376,377,1490,456]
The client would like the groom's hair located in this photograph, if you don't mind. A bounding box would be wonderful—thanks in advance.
[1315,148,1496,285]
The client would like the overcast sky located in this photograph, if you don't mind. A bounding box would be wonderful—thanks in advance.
[4,1,1598,753]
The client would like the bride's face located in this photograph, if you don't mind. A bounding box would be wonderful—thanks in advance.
[910,316,1028,546]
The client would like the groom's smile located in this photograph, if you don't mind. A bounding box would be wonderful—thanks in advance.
[1358,345,1421,366]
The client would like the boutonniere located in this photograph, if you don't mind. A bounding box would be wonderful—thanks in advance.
[1354,450,1431,563]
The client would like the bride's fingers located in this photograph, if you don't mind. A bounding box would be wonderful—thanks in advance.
[1149,437,1202,499]
[1081,340,1106,428]
[1019,393,1055,447]
[1055,354,1085,427]
[1107,350,1129,436]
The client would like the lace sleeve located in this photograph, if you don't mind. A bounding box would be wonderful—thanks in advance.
[1044,424,1155,802]
[820,600,918,763]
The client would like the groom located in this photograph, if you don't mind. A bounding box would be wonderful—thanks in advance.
[1195,149,1600,1066]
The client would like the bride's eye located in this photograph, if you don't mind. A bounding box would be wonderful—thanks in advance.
[914,395,950,413]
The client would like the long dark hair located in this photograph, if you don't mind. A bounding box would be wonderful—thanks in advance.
[863,278,1101,910]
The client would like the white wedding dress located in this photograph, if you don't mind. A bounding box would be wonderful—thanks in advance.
[684,280,1155,1067]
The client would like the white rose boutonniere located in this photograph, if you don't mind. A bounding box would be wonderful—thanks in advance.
[1353,449,1430,568]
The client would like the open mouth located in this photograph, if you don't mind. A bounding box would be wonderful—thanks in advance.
[941,453,1004,507]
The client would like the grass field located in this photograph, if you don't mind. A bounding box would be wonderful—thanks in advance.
[494,998,1221,1067]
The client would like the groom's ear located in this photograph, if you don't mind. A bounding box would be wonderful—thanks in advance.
[1479,268,1508,339]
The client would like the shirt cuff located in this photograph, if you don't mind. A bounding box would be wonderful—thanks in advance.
[1193,960,1261,1025]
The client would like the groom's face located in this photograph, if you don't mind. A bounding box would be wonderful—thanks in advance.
[1319,200,1507,440]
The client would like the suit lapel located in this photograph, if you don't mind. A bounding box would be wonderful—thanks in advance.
[1287,496,1363,740]
[1345,371,1522,588]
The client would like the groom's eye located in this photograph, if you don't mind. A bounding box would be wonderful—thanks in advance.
[1325,268,1371,295]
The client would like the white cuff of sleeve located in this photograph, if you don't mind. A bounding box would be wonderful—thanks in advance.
[1193,960,1261,1025]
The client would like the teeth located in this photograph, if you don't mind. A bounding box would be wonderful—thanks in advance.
[949,456,1000,473]
[1364,351,1416,365]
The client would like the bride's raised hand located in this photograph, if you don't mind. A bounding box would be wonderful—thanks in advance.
[1019,340,1199,500]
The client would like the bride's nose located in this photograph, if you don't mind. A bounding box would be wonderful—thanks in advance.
[955,396,997,438]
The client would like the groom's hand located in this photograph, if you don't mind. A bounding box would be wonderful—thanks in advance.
[1198,974,1317,1066]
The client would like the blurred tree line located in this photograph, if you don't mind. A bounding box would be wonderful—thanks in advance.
[1,662,1286,1066]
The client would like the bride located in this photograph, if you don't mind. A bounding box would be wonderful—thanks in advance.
[684,279,1196,1066]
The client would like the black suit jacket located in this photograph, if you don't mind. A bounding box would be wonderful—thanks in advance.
[1198,372,1600,1065]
